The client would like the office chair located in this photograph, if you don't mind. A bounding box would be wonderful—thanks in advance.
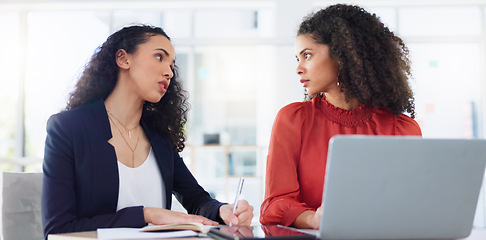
[0,172,43,240]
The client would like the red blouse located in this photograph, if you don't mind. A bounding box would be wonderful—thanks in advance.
[259,97,422,226]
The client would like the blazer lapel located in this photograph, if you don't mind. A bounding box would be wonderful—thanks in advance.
[84,100,119,213]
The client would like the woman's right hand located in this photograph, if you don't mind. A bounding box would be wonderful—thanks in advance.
[143,207,219,226]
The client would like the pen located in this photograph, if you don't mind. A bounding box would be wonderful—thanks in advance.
[232,177,245,213]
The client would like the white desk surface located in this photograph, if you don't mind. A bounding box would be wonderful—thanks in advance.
[48,230,210,240]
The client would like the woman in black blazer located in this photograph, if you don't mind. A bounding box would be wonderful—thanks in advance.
[41,25,253,239]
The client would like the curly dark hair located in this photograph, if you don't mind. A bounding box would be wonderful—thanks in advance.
[66,24,189,151]
[298,4,416,118]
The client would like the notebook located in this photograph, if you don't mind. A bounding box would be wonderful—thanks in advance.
[319,135,486,240]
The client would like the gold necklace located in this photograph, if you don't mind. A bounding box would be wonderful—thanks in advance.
[107,111,140,139]
[108,116,140,168]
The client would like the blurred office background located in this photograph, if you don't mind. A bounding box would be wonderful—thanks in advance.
[0,0,485,225]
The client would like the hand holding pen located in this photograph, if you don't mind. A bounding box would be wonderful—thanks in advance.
[219,177,254,226]
[230,177,245,226]
[232,177,245,213]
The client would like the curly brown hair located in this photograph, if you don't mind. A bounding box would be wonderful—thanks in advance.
[66,24,189,151]
[298,4,416,118]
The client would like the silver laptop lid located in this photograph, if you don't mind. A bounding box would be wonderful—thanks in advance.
[319,135,486,239]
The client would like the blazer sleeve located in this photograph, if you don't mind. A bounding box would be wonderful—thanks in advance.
[42,112,146,239]
[171,151,225,223]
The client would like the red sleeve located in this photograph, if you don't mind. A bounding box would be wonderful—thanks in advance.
[395,114,422,136]
[260,103,313,226]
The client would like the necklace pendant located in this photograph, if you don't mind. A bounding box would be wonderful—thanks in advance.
[128,130,132,139]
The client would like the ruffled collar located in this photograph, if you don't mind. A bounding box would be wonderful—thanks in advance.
[315,96,374,127]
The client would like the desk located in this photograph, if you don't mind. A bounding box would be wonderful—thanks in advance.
[47,230,210,240]
[48,228,486,240]
[463,229,486,240]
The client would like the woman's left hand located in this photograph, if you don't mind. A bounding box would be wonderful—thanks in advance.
[219,200,254,226]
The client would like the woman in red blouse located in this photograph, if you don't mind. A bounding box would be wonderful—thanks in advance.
[260,4,422,229]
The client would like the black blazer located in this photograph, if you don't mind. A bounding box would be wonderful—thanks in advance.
[41,99,224,239]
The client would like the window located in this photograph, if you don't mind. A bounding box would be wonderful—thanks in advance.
[0,12,20,171]
[399,6,481,36]
[24,11,110,162]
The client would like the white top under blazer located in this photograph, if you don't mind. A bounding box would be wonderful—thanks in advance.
[116,147,165,211]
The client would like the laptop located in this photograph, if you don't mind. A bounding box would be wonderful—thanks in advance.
[319,135,486,240]
[208,225,316,239]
